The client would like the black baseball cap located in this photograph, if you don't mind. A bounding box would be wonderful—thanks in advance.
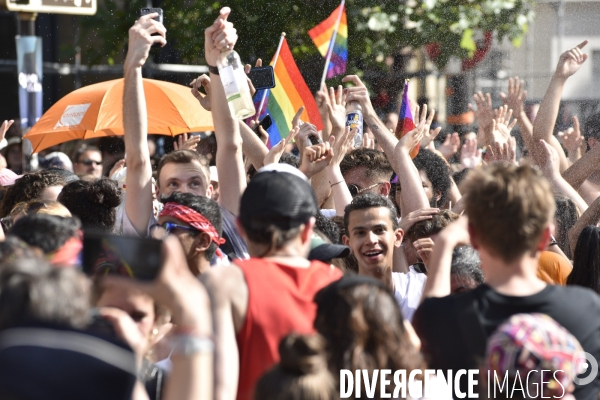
[308,233,350,262]
[240,164,318,231]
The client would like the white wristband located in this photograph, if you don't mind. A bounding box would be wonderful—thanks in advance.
[171,335,214,356]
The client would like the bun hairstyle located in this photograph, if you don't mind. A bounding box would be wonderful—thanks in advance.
[58,178,123,232]
[255,333,336,400]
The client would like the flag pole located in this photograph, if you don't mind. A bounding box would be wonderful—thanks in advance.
[319,0,345,88]
[257,32,286,117]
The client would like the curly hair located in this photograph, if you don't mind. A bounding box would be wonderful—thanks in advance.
[554,195,580,259]
[412,149,452,208]
[0,171,67,218]
[406,210,459,242]
[314,278,425,396]
[340,148,394,182]
[58,178,122,231]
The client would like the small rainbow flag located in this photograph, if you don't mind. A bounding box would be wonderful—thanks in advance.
[308,2,348,79]
[395,80,419,159]
[254,38,323,147]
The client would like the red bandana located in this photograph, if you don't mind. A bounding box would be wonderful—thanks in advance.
[160,202,226,248]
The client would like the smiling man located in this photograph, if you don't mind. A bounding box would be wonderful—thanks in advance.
[343,192,426,321]
[121,11,247,260]
[343,193,427,320]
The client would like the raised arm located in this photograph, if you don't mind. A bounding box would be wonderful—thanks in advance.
[532,41,588,172]
[421,216,470,301]
[500,77,537,164]
[392,111,430,218]
[205,8,246,216]
[569,194,600,257]
[539,140,588,214]
[562,136,600,192]
[123,14,167,236]
[342,75,399,158]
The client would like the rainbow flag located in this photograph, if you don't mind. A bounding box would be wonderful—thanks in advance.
[394,80,419,159]
[254,38,323,147]
[308,3,348,79]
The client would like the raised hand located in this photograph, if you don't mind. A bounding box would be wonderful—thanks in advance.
[329,126,354,167]
[492,105,517,143]
[538,139,561,178]
[413,238,435,268]
[204,7,237,67]
[325,85,346,132]
[296,122,321,156]
[460,137,482,169]
[190,74,212,111]
[500,77,527,117]
[419,107,440,148]
[299,141,333,179]
[244,58,263,98]
[0,120,14,143]
[125,13,167,69]
[554,40,588,80]
[396,118,426,155]
[399,208,439,234]
[341,75,373,114]
[469,92,494,133]
[362,130,375,149]
[264,127,298,166]
[438,132,460,160]
[486,137,517,166]
[558,116,584,161]
[174,133,202,151]
[109,159,126,178]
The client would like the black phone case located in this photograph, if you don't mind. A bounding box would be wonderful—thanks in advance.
[140,8,164,48]
[248,67,275,90]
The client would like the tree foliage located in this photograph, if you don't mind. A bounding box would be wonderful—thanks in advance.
[79,0,534,73]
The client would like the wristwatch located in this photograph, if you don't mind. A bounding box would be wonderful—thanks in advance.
[208,65,219,75]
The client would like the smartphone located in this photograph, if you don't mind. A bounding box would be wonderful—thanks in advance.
[248,66,275,90]
[82,232,162,280]
[140,8,164,48]
[253,115,273,136]
[308,135,323,145]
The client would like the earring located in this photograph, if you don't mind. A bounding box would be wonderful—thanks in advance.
[151,328,159,336]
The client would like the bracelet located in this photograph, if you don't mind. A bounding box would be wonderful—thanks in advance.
[171,335,215,356]
[330,179,345,187]
[208,65,219,75]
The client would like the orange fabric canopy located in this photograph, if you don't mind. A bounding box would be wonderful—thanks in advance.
[24,78,213,153]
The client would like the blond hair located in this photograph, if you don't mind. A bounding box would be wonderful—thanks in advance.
[461,165,555,263]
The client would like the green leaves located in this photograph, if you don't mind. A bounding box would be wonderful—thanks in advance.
[75,0,534,76]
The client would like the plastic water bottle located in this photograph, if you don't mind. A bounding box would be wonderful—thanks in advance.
[217,49,256,119]
[346,101,364,147]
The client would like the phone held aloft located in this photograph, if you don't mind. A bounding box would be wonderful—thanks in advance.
[217,49,256,120]
[247,66,275,91]
[140,8,164,48]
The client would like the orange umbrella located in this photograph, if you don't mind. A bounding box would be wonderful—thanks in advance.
[24,78,213,153]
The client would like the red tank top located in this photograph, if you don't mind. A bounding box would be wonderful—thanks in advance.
[235,258,343,400]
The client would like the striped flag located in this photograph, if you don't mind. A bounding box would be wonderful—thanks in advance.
[308,3,348,79]
[254,38,323,147]
[395,80,419,159]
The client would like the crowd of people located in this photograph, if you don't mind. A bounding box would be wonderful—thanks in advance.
[0,6,600,400]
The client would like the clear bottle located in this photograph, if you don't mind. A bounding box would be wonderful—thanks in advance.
[217,49,256,119]
[346,101,364,147]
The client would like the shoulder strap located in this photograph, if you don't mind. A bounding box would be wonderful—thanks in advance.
[454,290,487,361]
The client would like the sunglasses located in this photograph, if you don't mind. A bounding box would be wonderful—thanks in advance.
[347,182,384,197]
[80,159,102,166]
[150,222,198,238]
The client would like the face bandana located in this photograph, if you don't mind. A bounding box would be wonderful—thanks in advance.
[159,202,226,251]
